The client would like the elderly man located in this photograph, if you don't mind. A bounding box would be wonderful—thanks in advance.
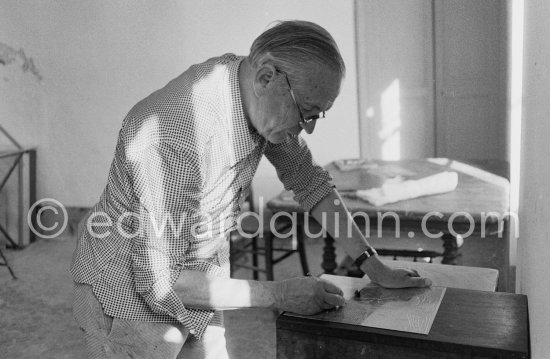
[71,20,430,358]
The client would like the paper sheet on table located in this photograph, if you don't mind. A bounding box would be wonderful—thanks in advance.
[286,275,446,335]
[334,158,378,171]
[356,171,458,206]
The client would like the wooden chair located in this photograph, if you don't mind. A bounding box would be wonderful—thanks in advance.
[230,190,309,281]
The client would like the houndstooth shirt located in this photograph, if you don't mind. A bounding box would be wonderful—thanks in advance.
[70,54,334,339]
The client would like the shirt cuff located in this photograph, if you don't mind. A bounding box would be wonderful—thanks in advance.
[141,274,214,340]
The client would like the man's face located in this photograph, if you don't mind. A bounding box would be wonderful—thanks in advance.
[255,68,340,144]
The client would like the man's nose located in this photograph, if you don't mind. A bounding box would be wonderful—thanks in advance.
[302,119,317,134]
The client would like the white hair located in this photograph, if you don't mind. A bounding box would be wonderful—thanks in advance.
[249,20,346,90]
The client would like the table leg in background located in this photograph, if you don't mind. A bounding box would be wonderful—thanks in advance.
[322,234,337,274]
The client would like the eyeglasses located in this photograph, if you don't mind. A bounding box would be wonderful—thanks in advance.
[278,70,325,128]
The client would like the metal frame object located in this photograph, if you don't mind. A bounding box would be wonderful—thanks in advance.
[0,124,36,279]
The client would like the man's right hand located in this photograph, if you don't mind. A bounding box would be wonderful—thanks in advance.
[273,276,346,315]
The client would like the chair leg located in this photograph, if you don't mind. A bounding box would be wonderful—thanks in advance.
[264,232,274,281]
[297,235,310,277]
[251,236,259,280]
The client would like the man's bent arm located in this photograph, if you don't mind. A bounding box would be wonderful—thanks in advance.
[310,188,431,288]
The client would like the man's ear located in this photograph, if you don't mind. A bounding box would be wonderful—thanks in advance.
[253,58,277,96]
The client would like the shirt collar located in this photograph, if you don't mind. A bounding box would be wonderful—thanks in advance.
[226,57,263,166]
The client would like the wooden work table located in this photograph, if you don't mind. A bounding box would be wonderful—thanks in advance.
[277,261,529,358]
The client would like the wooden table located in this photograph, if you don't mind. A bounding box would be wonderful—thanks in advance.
[277,261,528,359]
[267,158,510,288]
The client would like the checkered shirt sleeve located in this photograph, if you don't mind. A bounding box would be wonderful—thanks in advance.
[264,135,334,211]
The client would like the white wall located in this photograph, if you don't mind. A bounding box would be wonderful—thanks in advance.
[0,0,359,206]
[517,0,550,357]
[357,0,436,160]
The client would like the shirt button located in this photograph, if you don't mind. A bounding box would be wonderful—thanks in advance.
[189,329,196,335]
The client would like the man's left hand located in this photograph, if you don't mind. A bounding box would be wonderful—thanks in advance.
[360,256,432,288]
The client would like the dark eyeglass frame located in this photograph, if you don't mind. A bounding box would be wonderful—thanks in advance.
[277,70,326,127]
